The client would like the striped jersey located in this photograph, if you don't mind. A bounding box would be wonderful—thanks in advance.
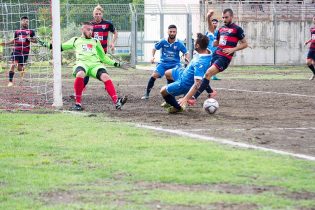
[91,19,115,53]
[13,29,35,55]
[215,23,245,60]
[310,26,315,51]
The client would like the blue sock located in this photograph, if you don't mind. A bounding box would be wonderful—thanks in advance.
[9,71,14,82]
[146,77,156,95]
[163,94,181,110]
[194,78,210,99]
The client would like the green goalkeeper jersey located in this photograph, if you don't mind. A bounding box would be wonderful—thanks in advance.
[61,37,115,66]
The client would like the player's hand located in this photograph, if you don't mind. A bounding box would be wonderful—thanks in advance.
[110,43,115,52]
[115,62,132,70]
[178,97,188,107]
[222,48,235,55]
[150,57,155,64]
[207,10,214,18]
[304,41,309,46]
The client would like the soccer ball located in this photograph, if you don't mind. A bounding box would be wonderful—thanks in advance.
[203,98,219,114]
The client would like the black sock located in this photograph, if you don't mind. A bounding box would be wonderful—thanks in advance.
[163,94,181,110]
[193,78,210,99]
[146,77,156,95]
[9,71,14,82]
[205,84,213,94]
[83,76,90,87]
[167,79,174,84]
[308,64,315,75]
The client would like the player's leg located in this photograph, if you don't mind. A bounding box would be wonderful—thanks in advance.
[8,53,18,86]
[18,55,28,78]
[160,82,186,113]
[94,66,127,110]
[141,63,165,100]
[306,51,315,80]
[164,69,174,84]
[70,65,87,111]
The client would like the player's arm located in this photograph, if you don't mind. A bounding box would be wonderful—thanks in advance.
[96,40,120,67]
[38,37,77,51]
[0,39,14,46]
[109,30,118,51]
[207,10,215,34]
[305,39,312,46]
[179,78,201,107]
[151,40,162,63]
[30,30,37,43]
[151,49,157,64]
[222,27,248,55]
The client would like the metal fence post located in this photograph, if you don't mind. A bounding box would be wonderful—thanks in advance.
[273,3,276,65]
[130,3,137,66]
[187,12,193,57]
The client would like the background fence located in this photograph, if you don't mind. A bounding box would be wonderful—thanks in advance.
[1,1,315,65]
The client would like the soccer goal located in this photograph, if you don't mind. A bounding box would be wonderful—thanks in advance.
[0,0,62,110]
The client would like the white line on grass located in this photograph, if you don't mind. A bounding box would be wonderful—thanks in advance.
[216,88,315,98]
[137,124,315,161]
[187,127,315,132]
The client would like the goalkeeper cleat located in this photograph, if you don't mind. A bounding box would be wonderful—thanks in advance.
[70,104,83,111]
[141,93,149,100]
[208,89,217,98]
[309,74,315,81]
[167,106,184,114]
[115,96,128,110]
[7,82,13,87]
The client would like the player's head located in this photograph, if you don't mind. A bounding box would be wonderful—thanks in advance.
[168,25,177,40]
[20,16,29,29]
[93,4,104,23]
[222,8,233,25]
[81,22,93,39]
[212,19,218,29]
[194,33,209,53]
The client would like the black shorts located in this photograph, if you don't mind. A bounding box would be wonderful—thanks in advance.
[211,53,231,72]
[11,52,28,66]
[307,50,315,61]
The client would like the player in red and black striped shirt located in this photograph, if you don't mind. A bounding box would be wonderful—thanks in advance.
[304,16,315,80]
[179,8,248,107]
[0,16,37,87]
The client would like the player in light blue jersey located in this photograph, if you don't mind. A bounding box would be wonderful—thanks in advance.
[160,33,211,113]
[141,25,190,100]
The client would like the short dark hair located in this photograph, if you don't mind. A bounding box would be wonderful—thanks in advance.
[212,19,218,23]
[223,8,233,16]
[168,24,177,29]
[196,33,209,50]
[81,21,93,26]
[20,16,28,20]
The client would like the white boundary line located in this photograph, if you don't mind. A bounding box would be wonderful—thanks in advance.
[216,88,315,98]
[187,127,315,131]
[137,124,315,161]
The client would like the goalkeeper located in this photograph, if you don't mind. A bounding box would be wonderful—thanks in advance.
[41,22,127,111]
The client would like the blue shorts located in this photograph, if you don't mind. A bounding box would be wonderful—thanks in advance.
[307,50,315,61]
[11,52,28,66]
[171,66,184,82]
[211,53,231,72]
[166,81,191,97]
[155,63,180,77]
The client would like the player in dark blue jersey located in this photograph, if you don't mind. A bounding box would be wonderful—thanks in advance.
[160,33,211,113]
[141,25,190,100]
[305,16,315,80]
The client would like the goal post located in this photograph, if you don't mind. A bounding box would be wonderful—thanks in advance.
[51,0,63,108]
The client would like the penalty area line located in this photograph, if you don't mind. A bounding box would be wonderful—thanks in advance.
[137,124,315,162]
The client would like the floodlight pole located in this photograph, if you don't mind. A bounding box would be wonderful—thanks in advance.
[51,0,63,108]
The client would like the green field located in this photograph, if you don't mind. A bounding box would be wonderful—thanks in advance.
[0,112,314,209]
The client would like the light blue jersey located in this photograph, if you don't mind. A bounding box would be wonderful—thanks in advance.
[166,53,212,97]
[206,29,218,54]
[154,38,188,64]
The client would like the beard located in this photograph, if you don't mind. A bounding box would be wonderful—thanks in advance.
[84,33,92,39]
[169,35,176,40]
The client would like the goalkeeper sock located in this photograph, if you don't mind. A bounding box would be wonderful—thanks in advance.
[74,77,85,104]
[163,94,181,110]
[9,71,14,82]
[193,78,210,99]
[308,64,315,75]
[104,80,118,103]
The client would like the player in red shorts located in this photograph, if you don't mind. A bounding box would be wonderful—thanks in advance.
[0,16,37,87]
[179,8,248,107]
[304,16,315,81]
